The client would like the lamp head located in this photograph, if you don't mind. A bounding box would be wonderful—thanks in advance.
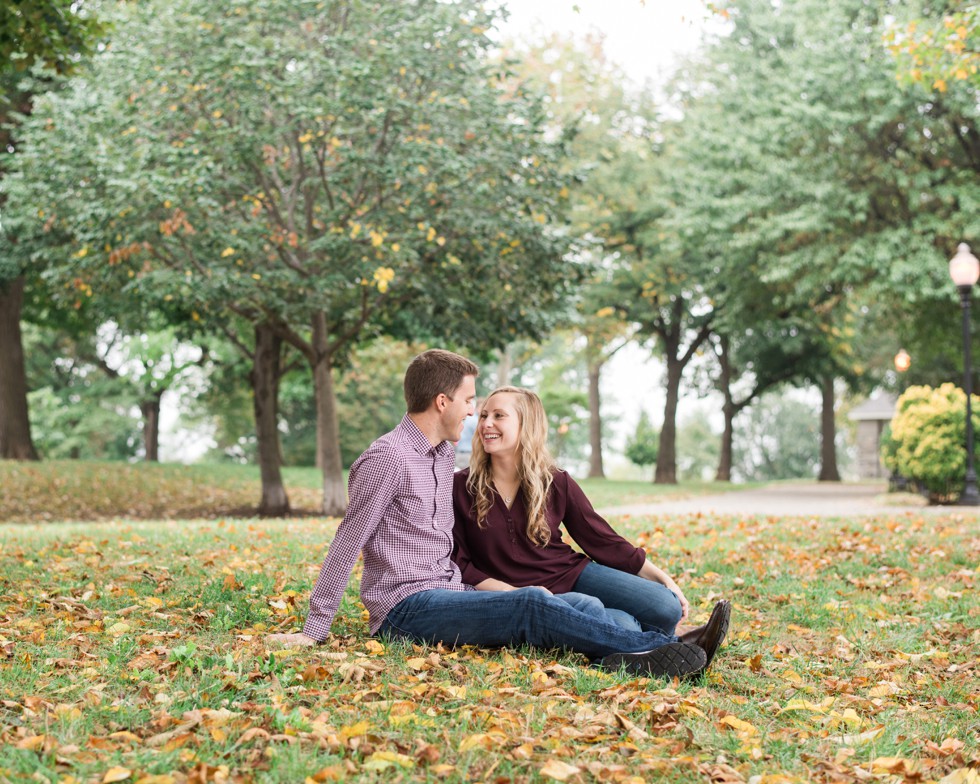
[950,242,980,288]
[894,348,911,373]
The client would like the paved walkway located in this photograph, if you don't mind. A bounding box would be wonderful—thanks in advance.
[598,481,980,518]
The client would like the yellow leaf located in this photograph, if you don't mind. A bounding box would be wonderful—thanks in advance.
[363,751,414,770]
[940,770,980,784]
[871,758,918,775]
[134,776,176,784]
[457,733,505,752]
[16,735,47,751]
[106,622,131,636]
[778,697,835,714]
[934,78,948,92]
[221,247,235,257]
[540,759,582,781]
[102,768,132,783]
[363,639,385,655]
[339,721,370,740]
[868,681,901,697]
[720,715,758,735]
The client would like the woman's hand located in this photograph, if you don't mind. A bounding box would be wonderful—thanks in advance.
[660,576,690,622]
[637,562,690,622]
[474,579,552,595]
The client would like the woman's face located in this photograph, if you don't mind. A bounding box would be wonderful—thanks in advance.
[478,392,521,459]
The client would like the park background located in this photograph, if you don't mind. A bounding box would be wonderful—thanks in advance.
[0,1,978,783]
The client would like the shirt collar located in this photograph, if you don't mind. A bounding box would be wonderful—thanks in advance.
[399,414,454,457]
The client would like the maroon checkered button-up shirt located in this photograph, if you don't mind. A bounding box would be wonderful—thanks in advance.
[303,415,470,640]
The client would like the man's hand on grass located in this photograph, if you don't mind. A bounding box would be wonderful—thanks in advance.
[266,632,317,647]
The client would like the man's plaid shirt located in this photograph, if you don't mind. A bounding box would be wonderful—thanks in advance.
[303,415,470,640]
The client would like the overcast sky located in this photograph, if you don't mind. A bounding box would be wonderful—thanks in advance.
[493,0,713,87]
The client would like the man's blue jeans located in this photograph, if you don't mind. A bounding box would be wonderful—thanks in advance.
[377,586,677,660]
[555,591,642,631]
[572,561,683,634]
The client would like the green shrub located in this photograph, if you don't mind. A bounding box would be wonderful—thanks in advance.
[884,383,980,502]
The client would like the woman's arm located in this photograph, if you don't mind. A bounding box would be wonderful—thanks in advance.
[473,578,552,594]
[637,560,690,621]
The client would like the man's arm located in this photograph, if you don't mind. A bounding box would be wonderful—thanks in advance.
[268,445,404,646]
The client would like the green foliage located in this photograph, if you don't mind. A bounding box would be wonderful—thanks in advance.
[0,0,106,75]
[675,415,720,481]
[624,411,659,474]
[6,0,577,349]
[27,385,138,460]
[733,393,822,481]
[886,3,980,94]
[884,383,980,501]
[278,339,417,467]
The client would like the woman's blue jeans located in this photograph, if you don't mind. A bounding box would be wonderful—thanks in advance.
[572,561,684,635]
[378,586,676,660]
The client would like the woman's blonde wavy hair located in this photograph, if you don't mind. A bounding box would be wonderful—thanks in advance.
[466,386,556,547]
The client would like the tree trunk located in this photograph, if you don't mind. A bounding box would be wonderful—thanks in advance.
[252,323,290,516]
[655,357,682,484]
[586,359,605,478]
[818,374,841,482]
[0,276,39,460]
[312,312,347,517]
[496,345,512,388]
[140,391,163,462]
[715,336,734,482]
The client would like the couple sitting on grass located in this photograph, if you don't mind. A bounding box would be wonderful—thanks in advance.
[269,349,731,680]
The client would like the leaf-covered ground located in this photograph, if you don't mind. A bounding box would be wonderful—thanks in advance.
[0,460,735,523]
[0,511,977,783]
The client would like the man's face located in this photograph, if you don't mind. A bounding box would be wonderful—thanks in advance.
[439,375,477,444]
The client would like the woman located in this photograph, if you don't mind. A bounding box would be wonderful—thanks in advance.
[453,386,730,664]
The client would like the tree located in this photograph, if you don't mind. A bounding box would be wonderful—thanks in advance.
[625,410,660,479]
[0,0,106,460]
[661,0,980,482]
[7,0,578,514]
[507,33,644,479]
[886,2,980,93]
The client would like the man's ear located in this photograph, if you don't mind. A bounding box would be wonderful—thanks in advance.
[434,393,449,412]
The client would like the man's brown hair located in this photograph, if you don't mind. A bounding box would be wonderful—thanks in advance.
[404,349,479,413]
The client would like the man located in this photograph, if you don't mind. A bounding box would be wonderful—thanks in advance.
[269,349,722,678]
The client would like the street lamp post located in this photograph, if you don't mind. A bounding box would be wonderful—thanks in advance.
[890,348,912,491]
[949,243,980,505]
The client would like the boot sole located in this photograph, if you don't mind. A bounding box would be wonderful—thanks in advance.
[598,642,707,678]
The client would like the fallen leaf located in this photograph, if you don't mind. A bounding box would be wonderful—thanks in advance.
[720,715,758,736]
[939,771,980,784]
[102,768,132,783]
[540,758,582,781]
[831,726,885,746]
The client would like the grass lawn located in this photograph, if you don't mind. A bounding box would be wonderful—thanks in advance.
[0,509,977,783]
[0,460,753,523]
